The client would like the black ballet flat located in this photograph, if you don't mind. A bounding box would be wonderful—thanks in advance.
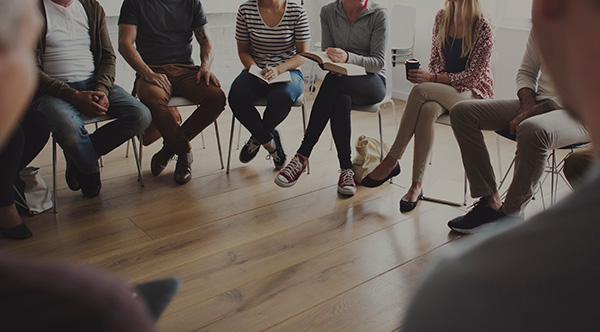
[400,191,424,213]
[0,222,32,240]
[361,163,401,188]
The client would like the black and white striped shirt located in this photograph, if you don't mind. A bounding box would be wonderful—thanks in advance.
[235,0,311,68]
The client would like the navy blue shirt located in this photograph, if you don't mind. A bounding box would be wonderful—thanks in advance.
[119,0,208,66]
[442,38,468,74]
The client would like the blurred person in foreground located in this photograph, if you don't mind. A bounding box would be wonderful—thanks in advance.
[401,0,600,331]
[0,1,177,329]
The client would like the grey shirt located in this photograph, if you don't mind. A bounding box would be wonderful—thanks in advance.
[320,1,388,76]
[401,161,600,331]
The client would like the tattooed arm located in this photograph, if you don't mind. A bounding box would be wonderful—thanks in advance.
[194,25,220,87]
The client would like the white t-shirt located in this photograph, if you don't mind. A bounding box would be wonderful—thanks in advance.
[42,0,95,82]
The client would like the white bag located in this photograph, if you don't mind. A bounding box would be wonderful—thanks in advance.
[352,135,389,184]
[19,167,53,214]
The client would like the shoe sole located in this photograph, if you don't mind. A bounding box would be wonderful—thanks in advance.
[274,175,299,188]
[449,221,498,235]
[337,186,356,196]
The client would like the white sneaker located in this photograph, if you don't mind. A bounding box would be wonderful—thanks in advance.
[337,169,356,196]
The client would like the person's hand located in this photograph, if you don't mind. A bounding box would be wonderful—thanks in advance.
[196,66,221,87]
[408,69,433,84]
[261,66,281,82]
[142,71,172,94]
[68,91,108,118]
[93,91,109,109]
[325,47,348,63]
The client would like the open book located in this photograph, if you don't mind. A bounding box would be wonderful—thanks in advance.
[301,51,366,76]
[249,65,292,84]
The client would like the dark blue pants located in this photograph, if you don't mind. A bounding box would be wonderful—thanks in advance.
[228,69,304,144]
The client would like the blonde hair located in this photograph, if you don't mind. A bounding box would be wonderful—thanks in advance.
[437,0,482,58]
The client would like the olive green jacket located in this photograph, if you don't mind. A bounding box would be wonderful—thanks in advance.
[36,0,116,100]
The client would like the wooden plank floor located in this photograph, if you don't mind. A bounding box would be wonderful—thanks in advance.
[0,90,575,331]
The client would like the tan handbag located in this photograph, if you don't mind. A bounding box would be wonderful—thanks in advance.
[352,135,389,184]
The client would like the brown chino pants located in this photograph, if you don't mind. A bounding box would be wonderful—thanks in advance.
[136,64,226,155]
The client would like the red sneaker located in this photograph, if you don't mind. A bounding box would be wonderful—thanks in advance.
[338,169,356,196]
[275,153,307,187]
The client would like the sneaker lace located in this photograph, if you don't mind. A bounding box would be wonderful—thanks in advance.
[266,151,281,163]
[339,169,355,187]
[244,138,260,154]
[280,155,304,178]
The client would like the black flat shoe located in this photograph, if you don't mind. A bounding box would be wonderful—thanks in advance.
[361,163,401,188]
[0,222,32,240]
[400,191,424,213]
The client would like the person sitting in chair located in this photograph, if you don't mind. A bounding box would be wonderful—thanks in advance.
[447,31,589,234]
[118,0,226,185]
[31,0,152,198]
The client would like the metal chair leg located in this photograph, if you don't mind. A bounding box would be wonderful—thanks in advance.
[52,137,57,213]
[226,115,236,174]
[214,120,224,169]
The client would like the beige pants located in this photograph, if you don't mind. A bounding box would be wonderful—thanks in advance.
[450,99,589,215]
[389,82,475,182]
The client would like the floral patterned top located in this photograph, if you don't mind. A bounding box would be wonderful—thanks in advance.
[429,10,495,99]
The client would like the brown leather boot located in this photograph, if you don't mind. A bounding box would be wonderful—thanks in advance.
[151,145,175,176]
[173,152,193,185]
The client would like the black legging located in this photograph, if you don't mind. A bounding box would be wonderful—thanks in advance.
[0,109,50,206]
[298,72,386,169]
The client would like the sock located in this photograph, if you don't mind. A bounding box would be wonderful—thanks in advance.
[264,139,276,153]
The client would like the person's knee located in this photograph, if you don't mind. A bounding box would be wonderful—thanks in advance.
[517,118,550,149]
[449,100,474,126]
[207,87,227,113]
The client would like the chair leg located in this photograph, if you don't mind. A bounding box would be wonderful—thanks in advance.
[125,140,130,158]
[52,137,58,213]
[226,116,236,174]
[463,171,468,206]
[131,137,145,187]
[377,110,384,162]
[301,102,310,174]
[214,119,224,169]
[236,122,242,150]
[201,132,206,149]
[95,122,104,167]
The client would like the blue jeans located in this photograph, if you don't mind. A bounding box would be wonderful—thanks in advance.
[32,78,151,174]
[228,69,304,144]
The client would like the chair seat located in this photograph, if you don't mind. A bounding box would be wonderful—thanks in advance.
[254,94,304,108]
[496,130,589,149]
[81,114,113,125]
[352,103,381,113]
[168,96,196,107]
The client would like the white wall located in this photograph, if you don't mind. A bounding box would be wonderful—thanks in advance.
[385,0,530,100]
[98,0,244,16]
[99,0,531,100]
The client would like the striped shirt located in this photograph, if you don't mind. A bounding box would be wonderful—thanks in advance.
[235,0,310,68]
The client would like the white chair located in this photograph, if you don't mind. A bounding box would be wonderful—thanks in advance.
[126,96,225,172]
[52,114,143,213]
[226,94,308,174]
[422,113,468,207]
[333,49,397,161]
[390,4,417,67]
[495,130,590,209]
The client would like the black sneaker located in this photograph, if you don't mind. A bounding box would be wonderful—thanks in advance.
[78,170,101,198]
[65,155,80,191]
[267,130,286,170]
[447,198,505,234]
[239,136,261,163]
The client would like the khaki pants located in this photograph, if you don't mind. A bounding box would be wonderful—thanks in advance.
[136,64,226,155]
[450,99,589,215]
[389,82,475,182]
